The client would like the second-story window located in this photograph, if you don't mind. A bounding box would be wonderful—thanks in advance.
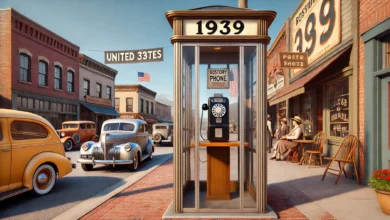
[140,99,144,113]
[115,98,120,111]
[126,98,133,112]
[83,79,90,97]
[19,53,31,82]
[54,66,62,90]
[151,102,154,114]
[97,83,102,98]
[67,71,74,92]
[146,101,149,114]
[107,86,112,100]
[38,61,48,86]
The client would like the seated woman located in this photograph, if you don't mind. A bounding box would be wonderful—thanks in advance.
[270,116,303,161]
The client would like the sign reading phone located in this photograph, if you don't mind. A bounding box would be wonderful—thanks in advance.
[207,68,229,89]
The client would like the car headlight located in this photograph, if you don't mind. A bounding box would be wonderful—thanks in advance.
[82,144,90,151]
[61,132,65,137]
[124,145,131,152]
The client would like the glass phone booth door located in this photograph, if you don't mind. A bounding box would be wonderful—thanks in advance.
[180,44,259,213]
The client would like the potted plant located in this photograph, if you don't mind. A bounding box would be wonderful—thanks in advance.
[369,169,390,215]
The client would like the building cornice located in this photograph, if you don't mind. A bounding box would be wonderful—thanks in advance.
[115,84,157,97]
[79,53,118,78]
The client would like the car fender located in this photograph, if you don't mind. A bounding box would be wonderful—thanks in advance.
[23,152,73,190]
[60,136,75,144]
[146,139,154,153]
[79,141,97,155]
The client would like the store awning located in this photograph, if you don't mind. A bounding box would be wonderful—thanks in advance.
[81,103,120,117]
[269,46,351,106]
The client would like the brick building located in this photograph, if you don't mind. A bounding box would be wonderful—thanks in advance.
[268,0,361,180]
[155,101,172,123]
[0,8,80,129]
[359,0,390,183]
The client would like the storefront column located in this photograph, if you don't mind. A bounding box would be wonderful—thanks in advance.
[77,103,80,120]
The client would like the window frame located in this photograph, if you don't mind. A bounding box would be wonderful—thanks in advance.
[54,65,62,90]
[97,83,102,98]
[140,99,144,113]
[115,98,120,111]
[38,60,48,86]
[151,102,154,114]
[83,79,90,97]
[126,97,133,112]
[19,53,31,82]
[107,86,112,100]
[10,120,49,140]
[146,101,149,114]
[67,71,74,92]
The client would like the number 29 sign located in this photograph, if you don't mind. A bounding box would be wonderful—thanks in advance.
[290,0,340,66]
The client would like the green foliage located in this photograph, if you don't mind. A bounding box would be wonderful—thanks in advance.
[369,169,390,191]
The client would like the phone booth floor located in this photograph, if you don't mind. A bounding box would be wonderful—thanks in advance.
[163,5,277,219]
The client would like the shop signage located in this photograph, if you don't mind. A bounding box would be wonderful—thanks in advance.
[207,68,229,89]
[104,48,163,64]
[183,19,258,36]
[85,96,112,107]
[330,97,348,122]
[276,77,284,90]
[279,52,308,68]
[290,0,341,76]
[267,85,276,95]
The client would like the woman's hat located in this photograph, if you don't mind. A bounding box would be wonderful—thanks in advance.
[281,118,287,123]
[291,116,302,124]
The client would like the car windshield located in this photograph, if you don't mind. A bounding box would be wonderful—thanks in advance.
[63,124,78,129]
[103,123,135,131]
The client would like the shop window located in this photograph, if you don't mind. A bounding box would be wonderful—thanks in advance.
[126,98,133,112]
[57,103,62,112]
[39,100,44,110]
[28,98,34,109]
[54,66,62,90]
[11,121,48,140]
[83,79,90,97]
[35,99,40,109]
[72,105,77,113]
[151,102,154,114]
[328,78,349,138]
[107,86,112,100]
[19,53,31,82]
[140,99,144,113]
[277,101,286,119]
[97,83,102,98]
[44,101,50,110]
[146,101,149,114]
[67,71,74,92]
[51,102,57,112]
[301,93,313,137]
[38,61,48,86]
[115,98,120,111]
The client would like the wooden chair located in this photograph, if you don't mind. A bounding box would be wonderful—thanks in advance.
[321,135,359,184]
[305,132,326,168]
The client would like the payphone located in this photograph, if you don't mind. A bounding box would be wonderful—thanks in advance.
[202,94,230,142]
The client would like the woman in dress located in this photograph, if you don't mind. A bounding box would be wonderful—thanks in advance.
[270,116,303,161]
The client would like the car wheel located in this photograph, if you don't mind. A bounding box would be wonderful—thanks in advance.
[64,139,73,151]
[153,133,162,143]
[81,164,93,171]
[130,153,139,171]
[32,164,56,196]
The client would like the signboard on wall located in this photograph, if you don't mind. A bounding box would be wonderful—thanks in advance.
[280,52,308,68]
[104,48,163,64]
[267,85,276,95]
[290,0,341,77]
[207,68,229,89]
[183,19,258,36]
[276,77,284,90]
[86,96,112,107]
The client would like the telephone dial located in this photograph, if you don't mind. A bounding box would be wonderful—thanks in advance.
[201,95,229,142]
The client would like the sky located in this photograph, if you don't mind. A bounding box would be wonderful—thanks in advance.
[0,0,301,105]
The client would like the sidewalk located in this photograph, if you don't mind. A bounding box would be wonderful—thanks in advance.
[80,156,388,220]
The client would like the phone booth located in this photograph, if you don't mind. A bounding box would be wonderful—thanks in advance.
[164,5,276,218]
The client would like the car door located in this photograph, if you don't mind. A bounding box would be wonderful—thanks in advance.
[78,123,88,144]
[137,124,148,153]
[0,118,11,193]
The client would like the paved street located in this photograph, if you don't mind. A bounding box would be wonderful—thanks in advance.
[0,146,173,220]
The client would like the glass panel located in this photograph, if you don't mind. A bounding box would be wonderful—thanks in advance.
[301,93,313,138]
[182,46,195,209]
[244,46,257,208]
[198,45,240,209]
[329,78,349,137]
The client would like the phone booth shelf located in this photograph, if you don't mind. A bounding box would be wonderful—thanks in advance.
[163,5,276,219]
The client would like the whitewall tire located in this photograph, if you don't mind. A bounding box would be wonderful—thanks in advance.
[32,164,56,196]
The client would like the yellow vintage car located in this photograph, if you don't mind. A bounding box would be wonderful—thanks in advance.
[0,109,75,201]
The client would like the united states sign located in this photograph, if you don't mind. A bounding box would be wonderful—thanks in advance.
[104,48,163,64]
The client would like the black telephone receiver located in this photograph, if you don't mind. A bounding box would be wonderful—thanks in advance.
[204,96,229,142]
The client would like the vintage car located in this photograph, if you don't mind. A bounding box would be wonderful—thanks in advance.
[0,109,75,201]
[152,123,173,146]
[77,119,154,171]
[57,121,99,151]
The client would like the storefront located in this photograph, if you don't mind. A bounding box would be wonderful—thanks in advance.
[268,0,359,172]
[80,96,120,135]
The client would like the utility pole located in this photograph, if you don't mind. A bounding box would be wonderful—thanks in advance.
[238,0,247,8]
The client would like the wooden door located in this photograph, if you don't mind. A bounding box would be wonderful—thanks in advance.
[380,79,390,169]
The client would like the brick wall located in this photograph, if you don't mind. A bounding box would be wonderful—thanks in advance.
[10,9,80,101]
[359,0,390,181]
[267,23,287,87]
[0,10,12,108]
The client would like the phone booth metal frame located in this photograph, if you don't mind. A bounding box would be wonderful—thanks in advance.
[164,5,276,217]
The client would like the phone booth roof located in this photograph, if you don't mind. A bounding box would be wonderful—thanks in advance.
[165,5,276,44]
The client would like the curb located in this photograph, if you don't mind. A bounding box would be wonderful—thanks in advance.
[52,154,173,220]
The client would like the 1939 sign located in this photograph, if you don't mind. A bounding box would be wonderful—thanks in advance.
[290,0,340,77]
[183,19,258,36]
